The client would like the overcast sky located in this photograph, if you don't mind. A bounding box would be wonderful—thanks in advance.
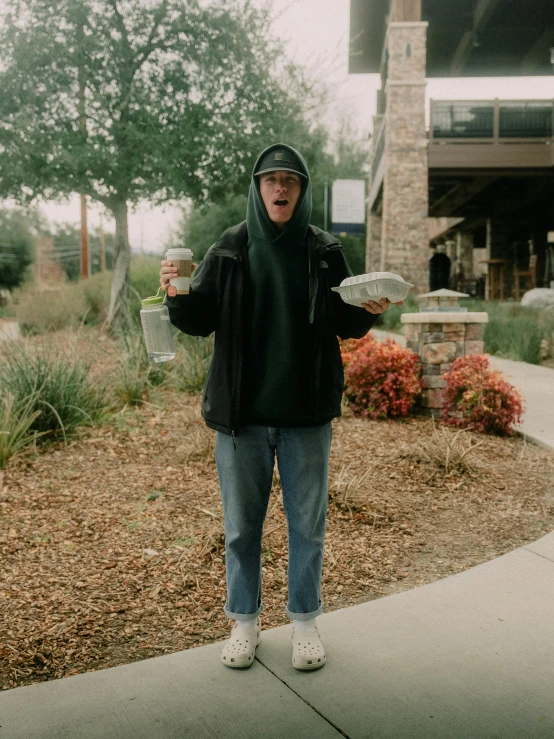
[2,0,554,253]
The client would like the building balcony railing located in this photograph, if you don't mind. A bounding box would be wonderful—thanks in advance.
[430,99,554,142]
[429,99,554,170]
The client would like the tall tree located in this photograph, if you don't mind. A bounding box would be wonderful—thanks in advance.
[0,0,311,330]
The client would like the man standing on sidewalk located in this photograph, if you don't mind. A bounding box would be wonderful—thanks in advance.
[160,144,398,670]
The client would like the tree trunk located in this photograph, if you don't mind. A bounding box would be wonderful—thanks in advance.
[107,199,131,333]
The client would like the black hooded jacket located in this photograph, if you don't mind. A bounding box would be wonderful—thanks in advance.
[166,144,378,437]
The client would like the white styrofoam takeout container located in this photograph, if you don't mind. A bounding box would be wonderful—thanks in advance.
[331,271,414,306]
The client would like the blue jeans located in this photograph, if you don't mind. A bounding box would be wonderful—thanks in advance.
[215,423,332,621]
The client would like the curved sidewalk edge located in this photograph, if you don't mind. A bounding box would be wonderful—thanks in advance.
[371,328,554,453]
[1,531,554,739]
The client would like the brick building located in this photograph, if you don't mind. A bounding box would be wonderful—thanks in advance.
[350,0,554,297]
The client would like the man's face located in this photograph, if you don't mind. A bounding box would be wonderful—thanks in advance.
[259,170,302,230]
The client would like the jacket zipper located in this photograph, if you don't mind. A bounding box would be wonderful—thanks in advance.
[311,241,341,420]
[232,256,243,449]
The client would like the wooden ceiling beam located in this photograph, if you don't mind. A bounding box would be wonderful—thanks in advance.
[450,0,503,75]
[430,177,498,217]
[521,30,554,72]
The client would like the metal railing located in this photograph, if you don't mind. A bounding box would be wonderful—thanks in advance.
[430,99,554,142]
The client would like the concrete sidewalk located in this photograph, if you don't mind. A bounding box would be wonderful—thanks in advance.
[488,356,554,451]
[372,328,554,452]
[1,532,554,739]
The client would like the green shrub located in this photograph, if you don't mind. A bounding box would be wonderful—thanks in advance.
[82,271,112,325]
[111,329,151,406]
[484,315,543,364]
[14,284,88,334]
[130,258,163,310]
[170,332,214,394]
[462,299,554,365]
[0,341,106,440]
[0,305,16,319]
[110,325,170,405]
[0,393,47,470]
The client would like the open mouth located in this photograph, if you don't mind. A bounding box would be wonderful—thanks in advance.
[274,199,289,207]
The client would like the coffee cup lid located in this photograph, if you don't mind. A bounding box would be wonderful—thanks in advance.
[166,248,192,256]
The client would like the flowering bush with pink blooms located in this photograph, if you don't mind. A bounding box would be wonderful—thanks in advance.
[441,354,524,436]
[340,334,423,420]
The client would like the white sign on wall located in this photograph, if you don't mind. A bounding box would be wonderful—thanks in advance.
[331,179,366,236]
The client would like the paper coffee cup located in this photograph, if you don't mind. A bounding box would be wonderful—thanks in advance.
[166,248,193,295]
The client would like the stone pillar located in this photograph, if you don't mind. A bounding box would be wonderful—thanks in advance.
[401,312,489,413]
[366,212,382,272]
[366,112,385,272]
[457,231,474,286]
[381,21,429,292]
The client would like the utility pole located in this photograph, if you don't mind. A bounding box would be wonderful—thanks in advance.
[78,15,89,280]
[99,211,106,272]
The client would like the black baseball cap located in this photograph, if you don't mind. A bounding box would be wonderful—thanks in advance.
[254,148,308,179]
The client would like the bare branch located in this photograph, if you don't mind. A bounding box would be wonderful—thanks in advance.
[133,0,170,70]
[106,0,133,61]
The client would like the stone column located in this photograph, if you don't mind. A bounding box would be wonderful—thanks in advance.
[381,21,429,292]
[402,312,489,414]
[366,212,382,272]
[457,232,474,286]
[366,112,385,272]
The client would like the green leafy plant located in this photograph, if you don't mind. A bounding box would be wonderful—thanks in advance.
[0,393,46,471]
[461,300,554,365]
[15,284,88,334]
[111,329,153,406]
[441,354,524,436]
[0,341,106,439]
[340,334,423,419]
[484,314,544,365]
[170,333,214,394]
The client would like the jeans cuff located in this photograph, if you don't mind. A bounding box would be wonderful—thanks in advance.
[286,603,323,620]
[224,604,263,620]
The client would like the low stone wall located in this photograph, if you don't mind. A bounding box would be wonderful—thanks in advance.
[401,312,489,409]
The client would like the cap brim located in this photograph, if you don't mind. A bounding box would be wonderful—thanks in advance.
[255,166,307,178]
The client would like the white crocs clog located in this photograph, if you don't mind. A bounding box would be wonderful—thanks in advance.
[292,628,326,671]
[221,618,261,669]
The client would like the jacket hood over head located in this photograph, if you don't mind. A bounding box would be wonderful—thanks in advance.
[246,143,312,246]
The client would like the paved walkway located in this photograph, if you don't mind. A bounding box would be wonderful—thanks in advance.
[1,330,554,739]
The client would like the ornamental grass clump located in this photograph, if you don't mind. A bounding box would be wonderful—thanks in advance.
[341,334,423,419]
[441,354,524,436]
[0,341,106,441]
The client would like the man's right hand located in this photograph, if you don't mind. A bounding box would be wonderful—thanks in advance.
[159,260,196,292]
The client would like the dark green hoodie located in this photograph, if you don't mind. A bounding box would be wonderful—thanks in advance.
[242,143,316,426]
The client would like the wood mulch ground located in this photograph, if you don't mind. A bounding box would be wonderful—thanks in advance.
[1,376,554,691]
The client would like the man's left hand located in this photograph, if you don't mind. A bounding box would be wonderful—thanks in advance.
[361,298,403,314]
